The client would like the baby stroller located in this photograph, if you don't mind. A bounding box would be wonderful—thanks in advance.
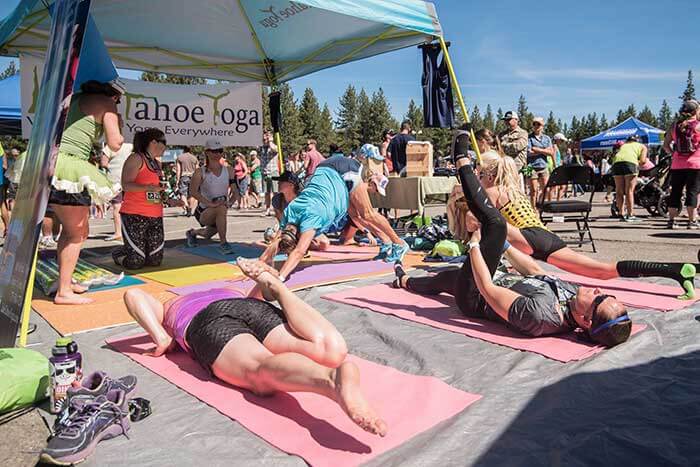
[608,154,672,217]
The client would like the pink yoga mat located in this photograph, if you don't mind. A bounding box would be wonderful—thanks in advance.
[311,244,378,260]
[108,334,480,466]
[169,259,394,296]
[323,284,646,362]
[552,272,699,312]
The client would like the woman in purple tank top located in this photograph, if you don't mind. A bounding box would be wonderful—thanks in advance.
[123,258,387,437]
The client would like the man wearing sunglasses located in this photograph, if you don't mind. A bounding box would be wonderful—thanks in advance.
[394,155,632,347]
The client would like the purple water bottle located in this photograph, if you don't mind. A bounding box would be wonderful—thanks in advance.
[49,337,83,414]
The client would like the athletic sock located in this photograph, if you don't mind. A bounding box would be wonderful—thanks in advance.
[393,263,407,289]
[616,260,696,300]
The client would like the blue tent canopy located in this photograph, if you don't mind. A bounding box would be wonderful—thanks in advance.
[581,117,665,151]
[0,0,441,84]
[0,73,20,135]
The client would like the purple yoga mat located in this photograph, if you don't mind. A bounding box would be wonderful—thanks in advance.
[168,260,395,296]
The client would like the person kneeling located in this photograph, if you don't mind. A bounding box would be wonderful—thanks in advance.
[394,157,632,347]
[123,257,387,436]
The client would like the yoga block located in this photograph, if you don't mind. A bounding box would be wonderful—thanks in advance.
[406,141,433,177]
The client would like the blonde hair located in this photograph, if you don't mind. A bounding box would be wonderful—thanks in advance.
[478,150,525,202]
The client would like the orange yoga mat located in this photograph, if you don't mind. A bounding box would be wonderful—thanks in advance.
[32,281,174,336]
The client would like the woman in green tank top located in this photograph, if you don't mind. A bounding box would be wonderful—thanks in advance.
[49,80,124,305]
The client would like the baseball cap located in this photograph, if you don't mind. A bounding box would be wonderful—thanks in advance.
[553,132,568,142]
[680,99,700,114]
[501,110,519,121]
[249,149,258,156]
[371,174,389,196]
[277,171,302,189]
[204,138,224,151]
[532,116,545,126]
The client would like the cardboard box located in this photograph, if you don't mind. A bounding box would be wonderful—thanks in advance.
[406,141,433,177]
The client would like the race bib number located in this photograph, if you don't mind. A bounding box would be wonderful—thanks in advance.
[146,192,162,204]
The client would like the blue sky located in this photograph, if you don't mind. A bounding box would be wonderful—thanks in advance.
[0,0,696,125]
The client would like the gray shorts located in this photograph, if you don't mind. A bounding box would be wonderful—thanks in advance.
[263,176,278,194]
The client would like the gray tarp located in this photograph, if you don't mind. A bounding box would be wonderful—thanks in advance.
[25,268,700,466]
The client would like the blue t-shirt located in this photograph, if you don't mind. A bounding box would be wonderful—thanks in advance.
[282,167,349,235]
[527,133,553,168]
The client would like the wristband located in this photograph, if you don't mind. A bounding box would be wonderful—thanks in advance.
[467,241,480,251]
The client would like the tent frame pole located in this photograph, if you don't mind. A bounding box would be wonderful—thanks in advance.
[437,36,481,163]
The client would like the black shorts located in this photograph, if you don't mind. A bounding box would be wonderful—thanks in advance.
[610,162,638,176]
[48,188,91,206]
[6,182,18,201]
[0,184,5,202]
[185,298,287,371]
[520,227,567,261]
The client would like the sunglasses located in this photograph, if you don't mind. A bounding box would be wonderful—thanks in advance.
[533,122,543,127]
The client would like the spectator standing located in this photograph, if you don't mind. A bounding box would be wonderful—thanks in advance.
[233,152,250,209]
[380,129,394,174]
[526,116,555,208]
[248,149,262,208]
[303,139,325,181]
[663,100,700,229]
[259,130,279,216]
[611,136,647,222]
[387,121,415,175]
[499,111,529,171]
[175,147,199,217]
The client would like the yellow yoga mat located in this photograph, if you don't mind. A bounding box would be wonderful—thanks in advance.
[138,262,244,287]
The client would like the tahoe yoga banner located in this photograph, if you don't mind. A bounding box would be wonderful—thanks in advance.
[21,55,263,146]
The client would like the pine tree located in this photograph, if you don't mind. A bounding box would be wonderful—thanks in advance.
[517,95,533,130]
[483,105,495,131]
[470,105,483,131]
[368,88,394,145]
[405,99,424,130]
[299,88,323,141]
[619,104,637,122]
[276,83,304,156]
[615,109,625,125]
[544,111,559,136]
[355,88,373,148]
[637,105,658,127]
[557,118,564,133]
[495,107,506,134]
[586,112,599,137]
[569,116,580,141]
[658,100,673,130]
[680,70,696,102]
[140,72,205,85]
[317,104,335,153]
[336,85,360,153]
[599,114,608,131]
[0,61,18,80]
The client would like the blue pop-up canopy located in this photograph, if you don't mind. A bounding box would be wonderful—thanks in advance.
[581,117,665,151]
[0,73,21,135]
[0,0,441,84]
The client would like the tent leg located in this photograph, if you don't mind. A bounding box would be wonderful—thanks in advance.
[437,36,482,164]
[274,131,284,174]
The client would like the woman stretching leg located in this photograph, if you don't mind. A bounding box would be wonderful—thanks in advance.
[124,258,387,436]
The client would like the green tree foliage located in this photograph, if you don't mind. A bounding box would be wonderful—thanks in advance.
[276,83,304,155]
[599,114,608,131]
[517,95,533,130]
[495,108,506,134]
[356,89,372,148]
[404,98,424,129]
[0,61,18,81]
[483,105,495,132]
[317,104,335,153]
[616,104,637,123]
[544,111,559,136]
[336,85,360,153]
[658,100,673,130]
[367,88,396,144]
[637,105,658,127]
[299,87,322,141]
[680,70,696,102]
[140,72,205,85]
[470,105,483,132]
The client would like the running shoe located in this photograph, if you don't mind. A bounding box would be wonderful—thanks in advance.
[41,390,130,466]
[666,219,675,230]
[385,242,409,263]
[67,372,137,405]
[624,215,640,222]
[185,229,198,248]
[372,242,391,261]
[219,242,235,255]
[689,220,700,230]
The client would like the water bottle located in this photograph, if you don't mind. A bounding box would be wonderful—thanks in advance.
[49,337,83,414]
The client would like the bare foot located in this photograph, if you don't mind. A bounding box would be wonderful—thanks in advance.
[72,283,89,294]
[144,335,174,357]
[237,258,280,301]
[54,293,94,305]
[333,362,387,437]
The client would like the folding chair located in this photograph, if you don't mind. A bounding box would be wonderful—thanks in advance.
[539,165,597,252]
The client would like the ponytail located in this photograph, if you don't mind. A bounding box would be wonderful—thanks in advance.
[479,150,525,202]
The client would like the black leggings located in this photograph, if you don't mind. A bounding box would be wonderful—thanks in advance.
[668,168,700,209]
[406,165,507,317]
[112,213,164,269]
